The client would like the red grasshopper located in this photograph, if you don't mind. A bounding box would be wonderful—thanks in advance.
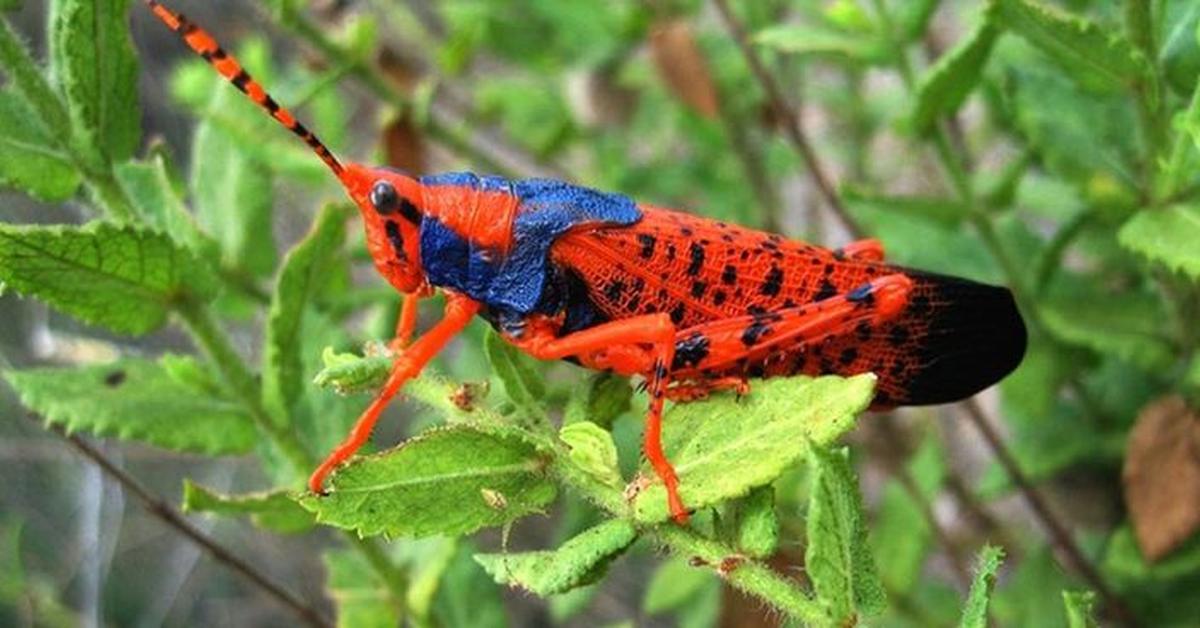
[146,1,1026,523]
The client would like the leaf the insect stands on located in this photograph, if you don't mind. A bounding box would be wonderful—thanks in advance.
[4,356,256,455]
[182,480,315,534]
[296,425,557,538]
[0,222,219,335]
[473,519,637,596]
[959,545,1005,628]
[805,446,887,624]
[633,374,875,523]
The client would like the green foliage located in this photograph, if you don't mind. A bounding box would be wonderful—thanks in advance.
[484,327,547,410]
[960,545,1004,628]
[806,446,887,623]
[298,426,557,538]
[323,548,401,628]
[0,222,218,334]
[0,87,80,201]
[474,519,637,595]
[182,480,315,534]
[1062,590,1098,628]
[1118,204,1200,279]
[4,357,256,455]
[715,485,778,559]
[559,421,623,489]
[910,12,998,135]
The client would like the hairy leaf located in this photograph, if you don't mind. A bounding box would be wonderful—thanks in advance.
[960,545,1004,628]
[1062,590,1098,628]
[632,374,875,523]
[263,204,349,423]
[4,357,255,454]
[182,480,315,534]
[474,519,637,595]
[298,426,556,538]
[323,548,400,628]
[313,347,392,395]
[49,0,140,166]
[992,0,1153,93]
[1118,205,1200,280]
[559,421,623,489]
[806,446,886,622]
[911,14,998,135]
[0,222,218,334]
[0,87,80,201]
[716,485,778,559]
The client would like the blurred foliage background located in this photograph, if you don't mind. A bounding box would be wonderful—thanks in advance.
[2,0,1200,626]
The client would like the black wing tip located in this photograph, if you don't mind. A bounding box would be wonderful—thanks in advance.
[899,275,1027,406]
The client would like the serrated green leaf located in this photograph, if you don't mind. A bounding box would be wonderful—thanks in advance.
[716,485,778,559]
[4,357,255,455]
[632,374,875,523]
[1062,590,1098,628]
[753,24,889,65]
[960,545,1004,628]
[563,372,632,428]
[0,222,219,335]
[1041,292,1173,370]
[298,425,557,538]
[114,155,213,256]
[263,204,349,424]
[559,421,623,489]
[323,548,400,628]
[992,0,1153,93]
[643,556,711,615]
[1117,205,1200,280]
[484,327,546,407]
[188,41,276,277]
[0,87,80,201]
[474,519,636,596]
[806,446,886,622]
[182,480,315,534]
[910,14,998,135]
[49,0,140,167]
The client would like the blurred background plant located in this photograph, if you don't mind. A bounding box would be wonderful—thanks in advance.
[1,0,1199,626]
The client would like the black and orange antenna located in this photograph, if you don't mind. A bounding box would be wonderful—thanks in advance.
[144,0,346,180]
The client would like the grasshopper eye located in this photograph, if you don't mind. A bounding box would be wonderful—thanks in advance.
[369,180,399,215]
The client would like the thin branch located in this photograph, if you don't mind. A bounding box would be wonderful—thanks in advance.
[36,418,333,628]
[712,0,865,239]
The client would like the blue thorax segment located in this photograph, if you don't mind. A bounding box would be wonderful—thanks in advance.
[418,173,642,314]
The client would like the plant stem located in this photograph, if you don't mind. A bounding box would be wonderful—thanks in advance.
[39,418,333,628]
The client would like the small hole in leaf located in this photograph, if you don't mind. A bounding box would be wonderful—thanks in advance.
[104,370,127,388]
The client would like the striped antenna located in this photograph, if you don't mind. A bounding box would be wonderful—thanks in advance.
[144,0,346,179]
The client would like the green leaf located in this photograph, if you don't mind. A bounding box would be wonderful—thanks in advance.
[562,372,632,428]
[0,87,80,201]
[182,480,315,534]
[0,19,70,142]
[632,374,875,523]
[49,0,140,166]
[399,537,458,626]
[263,204,349,423]
[1118,205,1200,280]
[1161,3,1200,97]
[896,0,942,42]
[643,556,711,615]
[806,446,886,622]
[0,222,219,335]
[910,15,998,135]
[716,485,778,559]
[959,545,1004,628]
[1102,525,1200,583]
[1041,292,1173,370]
[753,24,889,65]
[433,541,508,628]
[323,548,400,628]
[298,425,557,538]
[559,421,623,489]
[1062,590,1098,628]
[991,0,1153,93]
[188,41,276,277]
[114,155,213,255]
[313,347,392,395]
[4,356,256,455]
[842,187,968,225]
[473,519,637,596]
[484,327,546,407]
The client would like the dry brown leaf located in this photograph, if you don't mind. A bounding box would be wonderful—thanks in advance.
[382,112,427,175]
[1122,395,1200,561]
[649,20,720,119]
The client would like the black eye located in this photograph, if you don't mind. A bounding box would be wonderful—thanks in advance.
[369,180,398,214]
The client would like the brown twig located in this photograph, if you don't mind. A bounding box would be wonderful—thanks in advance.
[712,0,865,239]
[36,418,333,628]
[960,400,1137,627]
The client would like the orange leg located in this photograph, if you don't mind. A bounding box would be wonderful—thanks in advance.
[836,238,885,262]
[506,313,687,523]
[390,292,421,351]
[309,292,480,493]
[665,377,750,402]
